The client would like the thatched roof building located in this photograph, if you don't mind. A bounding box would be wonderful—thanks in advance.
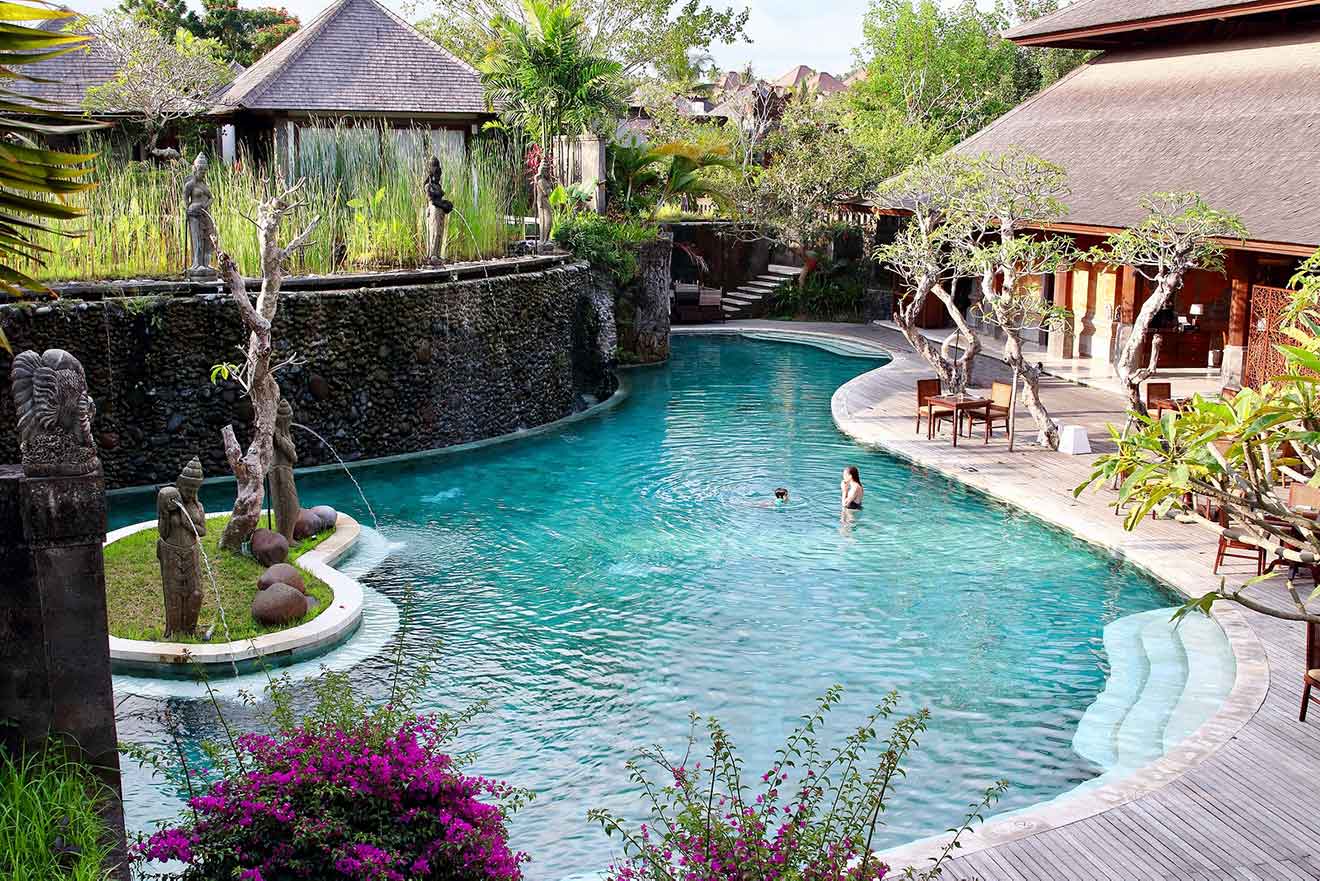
[950,0,1320,386]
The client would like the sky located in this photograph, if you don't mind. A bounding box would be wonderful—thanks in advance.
[66,0,871,80]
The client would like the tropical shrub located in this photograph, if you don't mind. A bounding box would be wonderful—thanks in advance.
[552,212,658,284]
[772,258,870,321]
[589,688,1005,881]
[0,748,117,881]
[131,659,531,881]
[138,715,528,881]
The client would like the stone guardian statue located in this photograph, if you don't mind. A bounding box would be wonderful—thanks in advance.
[424,156,454,264]
[183,154,218,279]
[10,348,98,476]
[156,456,206,638]
[270,398,301,542]
[534,160,553,245]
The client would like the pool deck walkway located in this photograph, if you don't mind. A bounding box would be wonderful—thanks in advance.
[677,321,1320,881]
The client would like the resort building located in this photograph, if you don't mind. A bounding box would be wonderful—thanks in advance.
[210,0,492,171]
[953,0,1320,388]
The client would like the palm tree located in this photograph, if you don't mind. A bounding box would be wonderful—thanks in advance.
[479,0,625,239]
[644,141,736,220]
[0,0,100,350]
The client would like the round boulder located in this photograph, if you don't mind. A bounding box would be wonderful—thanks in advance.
[250,528,289,567]
[257,562,305,595]
[251,582,307,627]
[310,505,338,532]
[292,508,322,541]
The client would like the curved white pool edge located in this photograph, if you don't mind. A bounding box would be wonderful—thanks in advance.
[677,324,1268,869]
[106,512,365,671]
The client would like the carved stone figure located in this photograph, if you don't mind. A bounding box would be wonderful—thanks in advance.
[270,399,300,542]
[424,156,454,263]
[535,161,553,244]
[10,348,98,476]
[183,154,217,279]
[156,456,206,638]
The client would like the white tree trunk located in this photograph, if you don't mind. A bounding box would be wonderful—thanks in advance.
[215,188,318,551]
[1115,268,1184,415]
[892,279,980,392]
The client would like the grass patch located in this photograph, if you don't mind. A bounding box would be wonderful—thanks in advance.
[104,514,334,643]
[0,749,116,881]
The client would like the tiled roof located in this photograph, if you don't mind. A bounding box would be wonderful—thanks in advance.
[954,24,1320,247]
[213,0,485,115]
[8,28,120,112]
[773,65,815,88]
[1005,0,1320,42]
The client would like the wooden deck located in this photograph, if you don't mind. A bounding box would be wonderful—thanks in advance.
[677,322,1320,881]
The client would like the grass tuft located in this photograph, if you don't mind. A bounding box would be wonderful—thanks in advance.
[0,749,115,881]
[103,514,333,644]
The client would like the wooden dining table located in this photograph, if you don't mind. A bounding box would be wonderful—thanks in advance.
[926,394,992,447]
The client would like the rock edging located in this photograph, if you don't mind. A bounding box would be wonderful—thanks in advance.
[107,513,365,675]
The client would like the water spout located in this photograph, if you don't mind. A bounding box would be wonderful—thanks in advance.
[291,422,380,531]
[172,499,238,677]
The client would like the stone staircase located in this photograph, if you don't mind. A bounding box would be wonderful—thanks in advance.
[1072,607,1236,776]
[720,264,800,319]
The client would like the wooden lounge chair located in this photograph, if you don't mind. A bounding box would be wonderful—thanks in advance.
[1301,622,1320,722]
[915,379,954,437]
[965,381,1012,439]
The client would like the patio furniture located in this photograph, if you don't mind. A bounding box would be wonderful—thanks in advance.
[672,283,723,324]
[965,381,1012,438]
[915,379,954,437]
[1301,622,1320,722]
[1213,509,1266,576]
[926,393,992,447]
[1147,382,1189,417]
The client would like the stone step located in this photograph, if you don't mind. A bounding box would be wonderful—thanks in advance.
[745,279,781,289]
[731,289,766,300]
[767,264,801,277]
[723,296,755,307]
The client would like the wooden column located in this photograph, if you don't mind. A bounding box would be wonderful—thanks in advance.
[1048,267,1074,360]
[1224,249,1254,386]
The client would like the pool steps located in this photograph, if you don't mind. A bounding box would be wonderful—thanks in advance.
[1074,608,1235,776]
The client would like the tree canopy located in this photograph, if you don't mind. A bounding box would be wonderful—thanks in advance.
[845,0,1090,167]
[118,0,299,66]
[417,0,749,75]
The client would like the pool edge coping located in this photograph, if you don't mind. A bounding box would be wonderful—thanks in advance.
[676,324,1270,869]
[106,512,366,672]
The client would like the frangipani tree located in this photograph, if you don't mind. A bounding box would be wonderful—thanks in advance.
[213,184,319,551]
[955,151,1076,448]
[1078,253,1320,626]
[1086,193,1246,416]
[873,153,981,393]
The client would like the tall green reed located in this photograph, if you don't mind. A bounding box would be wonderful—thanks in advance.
[0,749,116,881]
[27,119,527,281]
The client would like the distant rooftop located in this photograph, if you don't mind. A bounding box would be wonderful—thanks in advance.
[213,0,485,116]
[1006,0,1320,47]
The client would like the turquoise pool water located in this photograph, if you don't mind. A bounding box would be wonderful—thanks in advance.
[113,334,1193,879]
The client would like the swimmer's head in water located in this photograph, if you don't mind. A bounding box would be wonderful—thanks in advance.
[774,488,789,502]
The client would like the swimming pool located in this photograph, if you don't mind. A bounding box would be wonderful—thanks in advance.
[112,334,1225,879]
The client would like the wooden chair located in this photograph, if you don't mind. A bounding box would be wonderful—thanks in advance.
[966,381,1012,439]
[1146,381,1175,417]
[1301,622,1320,722]
[915,379,954,437]
[1213,506,1267,576]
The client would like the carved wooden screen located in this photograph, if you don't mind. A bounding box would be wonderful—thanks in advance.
[1244,285,1295,388]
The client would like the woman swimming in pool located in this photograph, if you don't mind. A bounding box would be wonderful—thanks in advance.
[840,466,863,510]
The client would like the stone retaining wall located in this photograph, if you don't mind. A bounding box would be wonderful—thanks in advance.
[0,262,616,488]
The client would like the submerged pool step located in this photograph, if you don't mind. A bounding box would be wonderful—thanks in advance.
[1073,607,1235,777]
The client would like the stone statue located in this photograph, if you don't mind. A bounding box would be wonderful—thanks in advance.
[535,161,553,244]
[183,154,217,279]
[424,156,454,264]
[270,398,301,542]
[156,457,206,638]
[10,348,98,477]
